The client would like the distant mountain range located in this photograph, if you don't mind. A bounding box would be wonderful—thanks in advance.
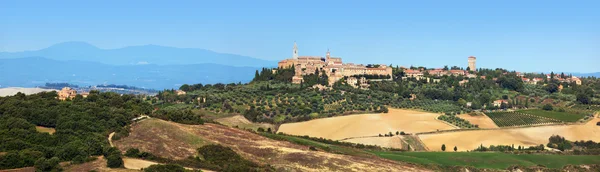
[0,42,276,67]
[0,57,259,89]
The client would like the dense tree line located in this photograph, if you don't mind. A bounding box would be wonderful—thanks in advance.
[302,69,329,86]
[252,66,295,83]
[152,109,204,125]
[350,74,391,80]
[44,82,79,88]
[0,91,152,170]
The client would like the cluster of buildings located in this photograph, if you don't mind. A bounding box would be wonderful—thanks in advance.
[401,56,477,82]
[518,73,582,85]
[277,42,392,86]
[276,42,583,88]
[57,87,88,100]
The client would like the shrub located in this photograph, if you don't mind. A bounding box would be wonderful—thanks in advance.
[143,164,186,172]
[104,147,123,168]
[125,148,141,157]
[106,154,123,168]
[197,145,259,171]
[34,157,61,172]
[542,104,553,111]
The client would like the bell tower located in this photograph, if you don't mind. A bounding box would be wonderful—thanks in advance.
[293,42,298,59]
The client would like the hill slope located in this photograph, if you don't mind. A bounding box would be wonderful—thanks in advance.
[0,41,275,67]
[113,118,428,171]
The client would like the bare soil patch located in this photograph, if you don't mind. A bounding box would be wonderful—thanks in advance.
[278,108,456,141]
[115,118,429,171]
[35,126,56,134]
[122,158,159,170]
[419,117,600,151]
[457,113,499,129]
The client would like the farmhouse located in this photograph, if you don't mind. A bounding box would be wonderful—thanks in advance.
[57,87,77,100]
[492,100,509,107]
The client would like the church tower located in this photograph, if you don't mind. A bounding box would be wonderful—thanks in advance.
[293,42,298,59]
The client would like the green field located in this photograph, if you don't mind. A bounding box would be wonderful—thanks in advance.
[372,151,600,169]
[518,109,586,122]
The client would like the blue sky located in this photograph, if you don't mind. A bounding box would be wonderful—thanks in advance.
[1,0,598,73]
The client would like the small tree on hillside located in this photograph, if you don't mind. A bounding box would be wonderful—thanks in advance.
[543,104,553,111]
[441,144,446,151]
[454,146,457,152]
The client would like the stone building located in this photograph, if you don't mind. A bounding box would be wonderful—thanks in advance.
[176,90,187,95]
[278,42,392,85]
[468,56,476,71]
[58,87,77,100]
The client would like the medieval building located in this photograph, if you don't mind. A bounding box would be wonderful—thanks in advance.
[278,42,392,85]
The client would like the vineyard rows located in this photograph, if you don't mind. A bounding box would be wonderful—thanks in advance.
[486,111,561,127]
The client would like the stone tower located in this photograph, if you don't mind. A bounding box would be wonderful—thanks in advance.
[326,49,330,59]
[468,56,476,71]
[293,42,298,59]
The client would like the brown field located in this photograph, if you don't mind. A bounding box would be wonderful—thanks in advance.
[35,126,56,134]
[344,136,404,149]
[457,113,499,129]
[214,115,275,132]
[419,117,600,151]
[113,119,211,159]
[278,108,457,141]
[62,156,138,172]
[115,118,429,171]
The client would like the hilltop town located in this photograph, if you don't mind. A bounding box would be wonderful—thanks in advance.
[275,42,582,89]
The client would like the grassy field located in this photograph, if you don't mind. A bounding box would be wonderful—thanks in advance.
[518,109,586,122]
[371,151,600,169]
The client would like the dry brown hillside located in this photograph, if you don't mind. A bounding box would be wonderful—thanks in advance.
[113,118,429,172]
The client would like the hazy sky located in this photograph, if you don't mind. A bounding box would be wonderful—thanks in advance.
[1,0,598,73]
